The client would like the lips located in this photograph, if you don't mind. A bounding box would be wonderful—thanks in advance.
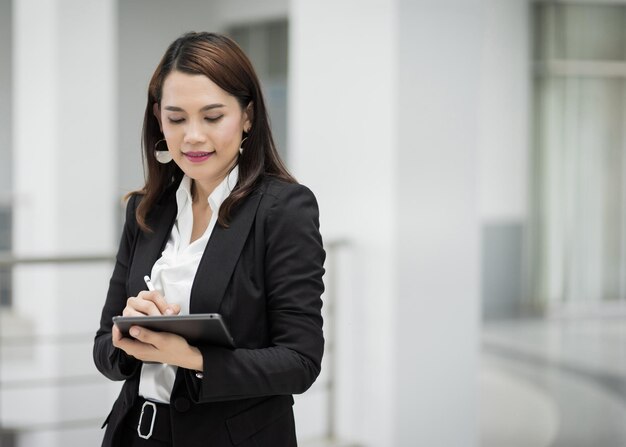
[183,151,215,163]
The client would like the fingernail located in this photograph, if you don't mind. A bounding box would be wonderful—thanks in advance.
[130,327,140,337]
[165,308,174,315]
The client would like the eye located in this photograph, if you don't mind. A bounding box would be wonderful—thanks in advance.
[167,117,185,124]
[205,115,223,123]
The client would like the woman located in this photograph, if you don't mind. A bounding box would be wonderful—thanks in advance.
[93,32,325,447]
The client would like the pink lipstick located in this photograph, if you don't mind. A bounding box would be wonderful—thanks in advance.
[183,151,214,163]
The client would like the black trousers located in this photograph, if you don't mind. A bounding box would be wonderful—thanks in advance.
[120,398,172,447]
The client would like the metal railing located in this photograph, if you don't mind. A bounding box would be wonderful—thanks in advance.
[0,253,116,267]
[0,252,116,435]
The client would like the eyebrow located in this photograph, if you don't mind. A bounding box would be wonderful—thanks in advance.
[164,104,225,112]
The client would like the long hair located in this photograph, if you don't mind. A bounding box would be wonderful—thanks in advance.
[134,32,295,231]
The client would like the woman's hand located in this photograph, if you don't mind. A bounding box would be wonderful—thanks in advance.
[112,290,202,370]
[112,325,203,370]
[121,290,180,317]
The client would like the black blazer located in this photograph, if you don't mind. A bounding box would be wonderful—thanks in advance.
[93,175,325,447]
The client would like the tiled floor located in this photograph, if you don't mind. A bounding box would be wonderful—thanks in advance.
[481,317,626,447]
[300,317,626,447]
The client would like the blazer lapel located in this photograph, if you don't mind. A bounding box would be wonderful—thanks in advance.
[189,190,263,313]
[128,197,177,296]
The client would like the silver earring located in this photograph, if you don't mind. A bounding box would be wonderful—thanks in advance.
[239,136,248,155]
[154,139,173,164]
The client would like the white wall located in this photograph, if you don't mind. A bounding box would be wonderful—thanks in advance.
[478,0,531,319]
[117,0,218,196]
[0,0,11,202]
[212,0,287,29]
[479,0,530,223]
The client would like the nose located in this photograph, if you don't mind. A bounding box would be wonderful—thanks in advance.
[183,120,207,145]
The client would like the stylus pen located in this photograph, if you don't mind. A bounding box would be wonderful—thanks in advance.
[144,275,156,292]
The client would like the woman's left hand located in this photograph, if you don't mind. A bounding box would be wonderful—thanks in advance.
[113,325,203,371]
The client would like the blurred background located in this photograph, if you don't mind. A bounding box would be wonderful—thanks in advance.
[1,0,626,446]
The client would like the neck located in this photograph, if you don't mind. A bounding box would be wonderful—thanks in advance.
[191,161,237,203]
[191,180,215,205]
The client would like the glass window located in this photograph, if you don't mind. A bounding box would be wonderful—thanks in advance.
[532,3,626,306]
[534,4,626,62]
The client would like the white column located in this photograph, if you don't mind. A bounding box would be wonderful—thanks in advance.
[9,0,117,445]
[290,0,481,445]
[394,0,482,445]
[290,0,397,444]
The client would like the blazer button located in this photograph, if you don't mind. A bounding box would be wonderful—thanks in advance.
[174,397,190,413]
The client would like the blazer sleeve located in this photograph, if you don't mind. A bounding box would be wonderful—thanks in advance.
[187,182,326,402]
[93,194,142,381]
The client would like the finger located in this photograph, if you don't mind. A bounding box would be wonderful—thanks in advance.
[168,303,181,315]
[126,295,161,316]
[122,306,149,317]
[139,291,172,315]
[112,324,123,347]
[115,335,155,361]
[129,326,160,347]
[113,326,142,352]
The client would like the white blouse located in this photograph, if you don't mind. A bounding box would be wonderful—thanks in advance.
[138,167,239,404]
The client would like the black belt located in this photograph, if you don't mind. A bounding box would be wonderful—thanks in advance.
[125,398,172,443]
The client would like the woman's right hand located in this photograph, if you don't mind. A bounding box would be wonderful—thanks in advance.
[122,290,180,317]
[112,291,181,346]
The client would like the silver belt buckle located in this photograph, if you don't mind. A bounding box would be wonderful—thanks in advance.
[137,401,157,440]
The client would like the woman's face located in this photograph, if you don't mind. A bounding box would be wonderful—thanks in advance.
[155,70,251,192]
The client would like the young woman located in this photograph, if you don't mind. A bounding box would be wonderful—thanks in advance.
[93,32,325,447]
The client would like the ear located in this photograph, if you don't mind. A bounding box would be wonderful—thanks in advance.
[153,102,163,132]
[243,102,254,132]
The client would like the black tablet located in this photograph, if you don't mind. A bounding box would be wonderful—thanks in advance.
[112,313,235,348]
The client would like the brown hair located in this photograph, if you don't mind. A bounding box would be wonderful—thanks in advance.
[134,32,295,231]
